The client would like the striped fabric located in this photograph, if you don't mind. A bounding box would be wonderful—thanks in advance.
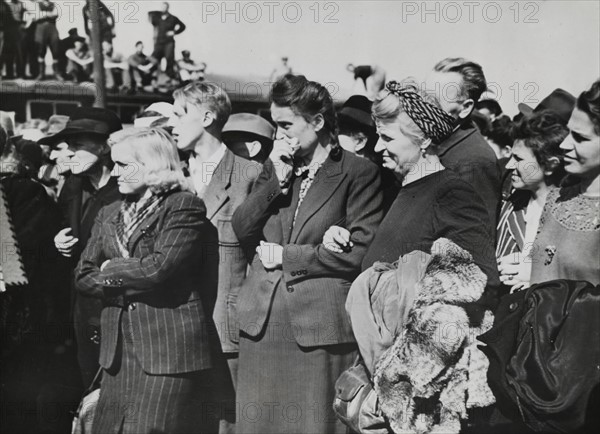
[496,194,527,259]
[92,314,212,434]
[116,194,165,258]
[75,191,215,375]
[385,81,455,144]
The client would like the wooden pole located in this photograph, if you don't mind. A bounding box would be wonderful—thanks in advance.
[88,0,106,108]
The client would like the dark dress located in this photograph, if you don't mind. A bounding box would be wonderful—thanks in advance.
[362,169,500,288]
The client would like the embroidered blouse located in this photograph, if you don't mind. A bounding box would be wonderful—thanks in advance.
[530,184,600,285]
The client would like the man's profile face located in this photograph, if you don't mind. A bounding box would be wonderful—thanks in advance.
[65,134,106,175]
[169,100,208,152]
[424,70,466,119]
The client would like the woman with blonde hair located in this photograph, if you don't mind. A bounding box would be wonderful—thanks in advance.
[75,127,218,433]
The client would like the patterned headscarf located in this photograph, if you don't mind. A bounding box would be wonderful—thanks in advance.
[385,81,455,144]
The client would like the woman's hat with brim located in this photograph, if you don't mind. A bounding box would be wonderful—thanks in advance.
[39,108,122,147]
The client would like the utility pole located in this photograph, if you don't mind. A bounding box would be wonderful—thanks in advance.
[88,0,106,108]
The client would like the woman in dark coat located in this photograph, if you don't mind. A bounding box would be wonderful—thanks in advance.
[75,128,217,434]
[325,81,498,288]
[232,75,383,433]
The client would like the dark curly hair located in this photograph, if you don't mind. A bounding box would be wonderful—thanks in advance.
[576,79,600,135]
[487,116,514,150]
[511,110,568,186]
[270,75,340,157]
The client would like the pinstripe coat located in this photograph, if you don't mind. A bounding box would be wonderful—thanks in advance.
[75,190,218,375]
[232,150,383,347]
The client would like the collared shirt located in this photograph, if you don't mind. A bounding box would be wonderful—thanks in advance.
[188,143,227,197]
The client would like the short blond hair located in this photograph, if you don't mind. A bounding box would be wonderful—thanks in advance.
[111,128,191,194]
[173,81,232,130]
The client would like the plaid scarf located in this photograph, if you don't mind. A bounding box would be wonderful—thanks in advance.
[116,193,165,258]
[385,81,455,144]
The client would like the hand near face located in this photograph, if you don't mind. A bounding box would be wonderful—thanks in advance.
[269,137,299,185]
[256,241,283,270]
[55,228,79,258]
[323,226,353,253]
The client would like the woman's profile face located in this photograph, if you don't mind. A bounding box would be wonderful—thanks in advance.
[111,144,148,196]
[560,108,600,179]
[374,114,421,177]
[505,140,546,192]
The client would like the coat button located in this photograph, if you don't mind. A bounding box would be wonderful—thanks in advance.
[291,271,296,277]
[128,303,137,311]
[509,302,518,312]
[287,286,294,293]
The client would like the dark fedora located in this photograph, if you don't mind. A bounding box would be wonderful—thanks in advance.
[518,88,576,125]
[39,107,122,147]
[338,95,375,131]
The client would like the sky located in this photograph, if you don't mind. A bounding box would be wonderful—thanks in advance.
[50,0,599,115]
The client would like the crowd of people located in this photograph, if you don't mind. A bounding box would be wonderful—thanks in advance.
[0,54,599,434]
[0,0,204,93]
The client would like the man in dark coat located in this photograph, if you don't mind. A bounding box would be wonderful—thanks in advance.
[425,57,501,234]
[39,108,122,386]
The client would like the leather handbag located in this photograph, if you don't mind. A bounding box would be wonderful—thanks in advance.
[333,358,389,434]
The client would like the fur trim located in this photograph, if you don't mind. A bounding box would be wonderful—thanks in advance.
[373,238,495,434]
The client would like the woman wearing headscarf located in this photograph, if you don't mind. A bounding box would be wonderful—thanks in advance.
[327,81,498,287]
[75,128,217,434]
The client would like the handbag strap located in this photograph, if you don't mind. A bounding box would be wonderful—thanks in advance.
[74,368,103,416]
[85,367,103,395]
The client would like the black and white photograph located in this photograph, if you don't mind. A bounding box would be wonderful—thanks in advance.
[1,1,599,433]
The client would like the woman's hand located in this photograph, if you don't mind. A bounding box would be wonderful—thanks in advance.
[269,136,299,185]
[323,226,353,253]
[256,241,283,270]
[498,255,529,290]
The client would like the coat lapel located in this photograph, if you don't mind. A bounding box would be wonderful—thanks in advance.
[69,176,84,239]
[203,149,233,221]
[280,177,301,245]
[127,211,162,254]
[290,154,345,243]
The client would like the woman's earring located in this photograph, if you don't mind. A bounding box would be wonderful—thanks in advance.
[421,138,432,157]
